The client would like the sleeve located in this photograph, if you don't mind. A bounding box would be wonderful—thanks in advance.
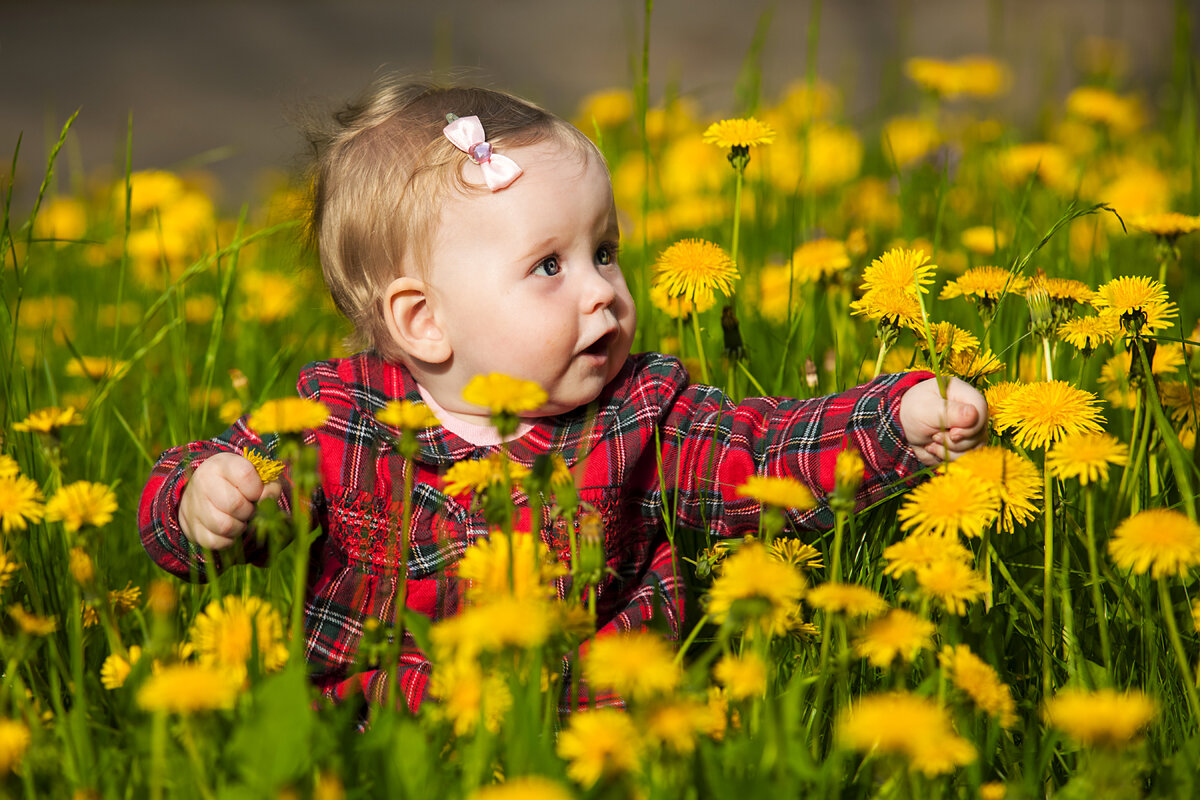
[137,418,292,581]
[659,370,935,534]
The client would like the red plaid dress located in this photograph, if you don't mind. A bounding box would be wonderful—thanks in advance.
[139,351,931,713]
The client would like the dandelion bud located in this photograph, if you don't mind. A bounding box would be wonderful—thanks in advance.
[1026,284,1053,338]
[835,448,865,497]
[575,512,606,583]
[68,547,94,586]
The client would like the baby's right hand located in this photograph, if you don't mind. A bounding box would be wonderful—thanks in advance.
[179,453,282,550]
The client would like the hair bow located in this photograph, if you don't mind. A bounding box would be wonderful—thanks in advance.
[442,115,523,191]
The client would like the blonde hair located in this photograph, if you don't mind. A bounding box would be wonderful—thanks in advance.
[302,79,598,362]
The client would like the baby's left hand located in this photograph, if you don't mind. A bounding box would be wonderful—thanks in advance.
[899,376,989,466]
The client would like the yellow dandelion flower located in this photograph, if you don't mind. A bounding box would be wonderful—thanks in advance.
[584,631,681,702]
[239,270,301,324]
[805,582,888,618]
[68,547,94,585]
[1099,345,1185,409]
[1044,277,1096,306]
[946,446,1042,533]
[1057,314,1120,353]
[1109,508,1200,578]
[469,776,573,800]
[100,645,143,690]
[248,397,330,434]
[430,662,512,736]
[1044,688,1156,746]
[557,708,641,788]
[980,782,1008,800]
[644,698,711,754]
[110,582,142,613]
[0,718,32,775]
[883,535,974,579]
[833,448,866,499]
[442,452,530,497]
[1066,86,1145,134]
[240,447,284,483]
[136,663,243,714]
[575,88,635,129]
[33,196,87,243]
[790,238,850,284]
[702,117,776,149]
[849,289,924,328]
[1161,381,1200,429]
[770,538,824,571]
[854,609,935,668]
[0,474,46,533]
[0,455,18,479]
[922,321,980,356]
[916,559,990,615]
[983,381,1024,436]
[1193,598,1200,633]
[462,373,548,415]
[432,595,557,661]
[939,265,1027,305]
[652,239,740,308]
[66,356,129,381]
[0,552,19,592]
[998,142,1073,190]
[459,530,565,602]
[961,226,1008,256]
[735,475,817,511]
[649,282,715,318]
[882,115,941,168]
[859,247,937,296]
[713,652,768,700]
[1003,381,1105,449]
[375,400,439,431]
[898,473,1000,539]
[940,645,1017,727]
[1092,275,1177,334]
[12,405,84,434]
[941,346,1006,382]
[9,606,57,636]
[45,480,118,532]
[1046,432,1128,486]
[838,691,975,776]
[707,542,806,636]
[1130,212,1200,241]
[189,595,289,674]
[905,56,1010,99]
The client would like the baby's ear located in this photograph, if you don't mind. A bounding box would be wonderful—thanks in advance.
[383,276,452,364]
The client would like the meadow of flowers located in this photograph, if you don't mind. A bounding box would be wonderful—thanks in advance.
[3,7,1200,799]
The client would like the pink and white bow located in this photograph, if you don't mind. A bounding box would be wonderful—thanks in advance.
[442,114,523,191]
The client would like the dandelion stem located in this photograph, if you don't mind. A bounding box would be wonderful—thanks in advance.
[690,307,711,384]
[1042,458,1055,696]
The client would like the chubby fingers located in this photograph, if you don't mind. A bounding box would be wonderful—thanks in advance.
[179,453,269,550]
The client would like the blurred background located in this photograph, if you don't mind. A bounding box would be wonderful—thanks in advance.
[1,0,1188,210]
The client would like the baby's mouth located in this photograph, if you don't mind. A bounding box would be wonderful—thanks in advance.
[582,332,614,357]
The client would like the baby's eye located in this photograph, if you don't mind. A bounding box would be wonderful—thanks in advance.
[532,256,562,277]
[596,243,619,266]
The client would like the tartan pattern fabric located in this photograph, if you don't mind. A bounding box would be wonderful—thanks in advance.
[139,350,932,713]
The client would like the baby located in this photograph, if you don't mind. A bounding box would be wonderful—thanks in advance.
[140,81,987,714]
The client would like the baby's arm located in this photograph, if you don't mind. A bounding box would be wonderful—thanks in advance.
[179,453,282,551]
[898,376,989,466]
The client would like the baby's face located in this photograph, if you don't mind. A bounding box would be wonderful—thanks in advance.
[422,140,637,417]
